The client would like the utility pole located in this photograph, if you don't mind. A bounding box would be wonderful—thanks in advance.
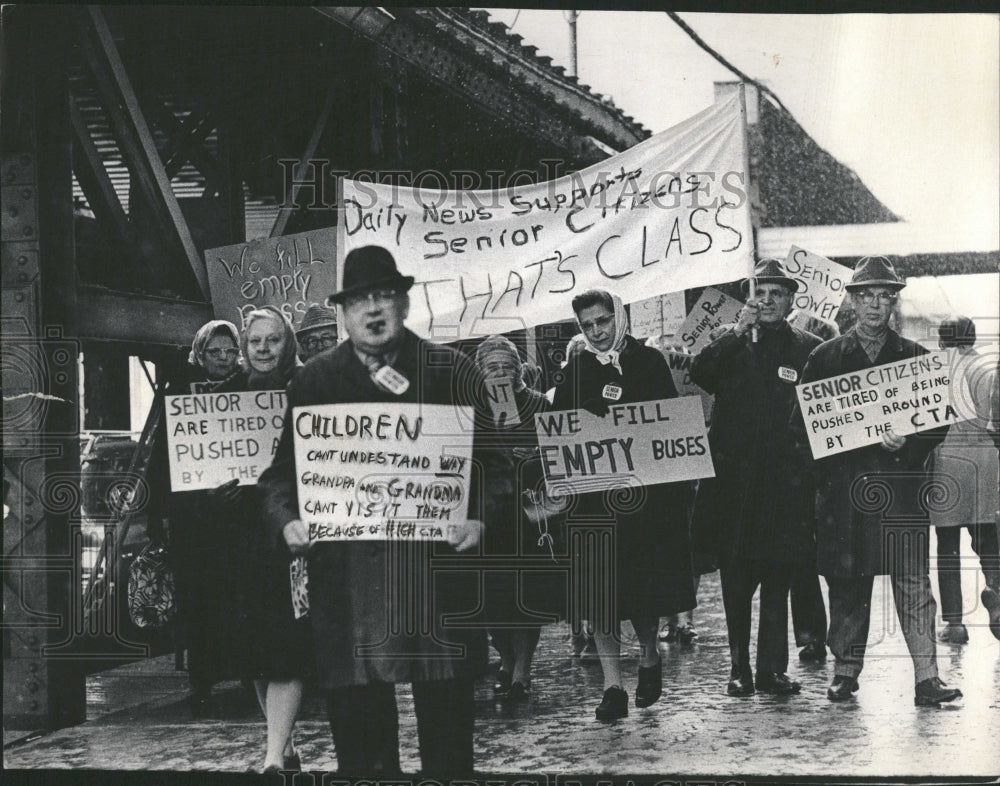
[568,10,579,77]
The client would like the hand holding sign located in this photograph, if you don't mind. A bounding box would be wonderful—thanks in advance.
[881,426,906,452]
[448,518,484,552]
[283,518,311,555]
[734,301,760,336]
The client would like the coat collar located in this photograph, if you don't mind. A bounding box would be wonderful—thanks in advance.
[841,326,903,359]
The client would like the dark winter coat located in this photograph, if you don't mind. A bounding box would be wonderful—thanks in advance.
[258,329,493,690]
[793,328,949,578]
[552,336,696,622]
[690,321,822,567]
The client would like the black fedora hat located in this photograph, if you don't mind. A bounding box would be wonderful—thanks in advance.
[327,246,415,306]
[845,255,905,291]
[741,258,799,295]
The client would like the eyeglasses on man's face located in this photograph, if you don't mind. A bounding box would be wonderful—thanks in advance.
[300,331,337,351]
[579,313,615,333]
[854,290,898,306]
[342,289,399,309]
[203,347,239,360]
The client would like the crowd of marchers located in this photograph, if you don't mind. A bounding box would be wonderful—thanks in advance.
[149,247,1000,778]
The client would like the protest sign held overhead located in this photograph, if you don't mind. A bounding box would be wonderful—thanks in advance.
[340,95,753,340]
[205,227,337,328]
[676,286,744,352]
[784,246,852,325]
[165,390,286,490]
[534,396,714,494]
[796,349,972,459]
[293,403,474,541]
[630,291,687,339]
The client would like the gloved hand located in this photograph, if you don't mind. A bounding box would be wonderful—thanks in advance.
[207,478,242,511]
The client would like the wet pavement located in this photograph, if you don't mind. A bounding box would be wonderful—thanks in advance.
[4,570,1000,777]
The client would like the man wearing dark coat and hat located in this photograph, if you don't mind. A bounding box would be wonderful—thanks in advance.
[690,259,823,697]
[258,245,490,774]
[794,256,962,706]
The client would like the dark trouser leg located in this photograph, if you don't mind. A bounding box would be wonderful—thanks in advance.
[969,522,1000,589]
[411,677,475,776]
[720,561,759,672]
[326,682,400,775]
[826,575,875,680]
[935,527,963,623]
[756,563,793,674]
[791,567,828,647]
[891,571,939,684]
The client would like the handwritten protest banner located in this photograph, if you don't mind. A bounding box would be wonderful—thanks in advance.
[677,286,743,352]
[205,227,337,328]
[661,350,714,421]
[630,291,687,338]
[340,95,753,340]
[784,246,852,325]
[293,403,474,541]
[534,397,714,494]
[796,349,971,459]
[165,390,286,490]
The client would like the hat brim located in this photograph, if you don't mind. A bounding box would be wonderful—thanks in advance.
[326,275,415,306]
[294,319,337,338]
[845,280,905,291]
[741,276,800,294]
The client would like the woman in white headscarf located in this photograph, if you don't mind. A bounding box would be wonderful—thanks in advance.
[552,289,695,721]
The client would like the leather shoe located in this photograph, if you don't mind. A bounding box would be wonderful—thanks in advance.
[595,686,628,721]
[756,671,802,695]
[283,751,301,772]
[635,656,662,708]
[914,677,962,706]
[677,625,698,644]
[726,666,754,697]
[982,587,1000,641]
[827,675,859,701]
[937,622,969,644]
[798,641,827,661]
[493,670,512,696]
[505,680,530,702]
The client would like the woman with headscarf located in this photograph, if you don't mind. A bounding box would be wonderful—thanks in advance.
[552,289,695,721]
[474,335,565,701]
[213,306,311,774]
[147,320,244,717]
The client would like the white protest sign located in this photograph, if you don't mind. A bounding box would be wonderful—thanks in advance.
[165,390,286,490]
[340,95,753,340]
[630,291,687,338]
[796,349,972,459]
[484,378,520,426]
[535,397,715,494]
[784,246,852,325]
[677,286,744,352]
[293,403,474,541]
[661,350,714,421]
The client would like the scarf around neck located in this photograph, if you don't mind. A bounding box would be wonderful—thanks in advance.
[578,293,629,374]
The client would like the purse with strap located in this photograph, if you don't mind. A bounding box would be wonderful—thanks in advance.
[127,541,177,629]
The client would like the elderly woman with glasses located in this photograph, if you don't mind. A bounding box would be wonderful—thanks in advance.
[552,289,695,721]
[210,306,312,774]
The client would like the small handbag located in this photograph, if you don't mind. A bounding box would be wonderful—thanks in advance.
[127,541,177,629]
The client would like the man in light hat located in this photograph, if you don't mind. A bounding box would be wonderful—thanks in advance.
[259,245,491,774]
[294,304,338,362]
[690,259,823,697]
[795,256,962,706]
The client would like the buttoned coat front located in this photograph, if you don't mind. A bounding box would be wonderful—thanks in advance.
[259,329,492,690]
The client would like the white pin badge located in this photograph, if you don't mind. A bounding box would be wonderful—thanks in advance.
[375,365,410,395]
[778,366,798,383]
[602,383,623,401]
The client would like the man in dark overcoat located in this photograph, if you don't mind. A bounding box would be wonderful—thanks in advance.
[690,259,823,697]
[794,256,962,706]
[259,245,490,774]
